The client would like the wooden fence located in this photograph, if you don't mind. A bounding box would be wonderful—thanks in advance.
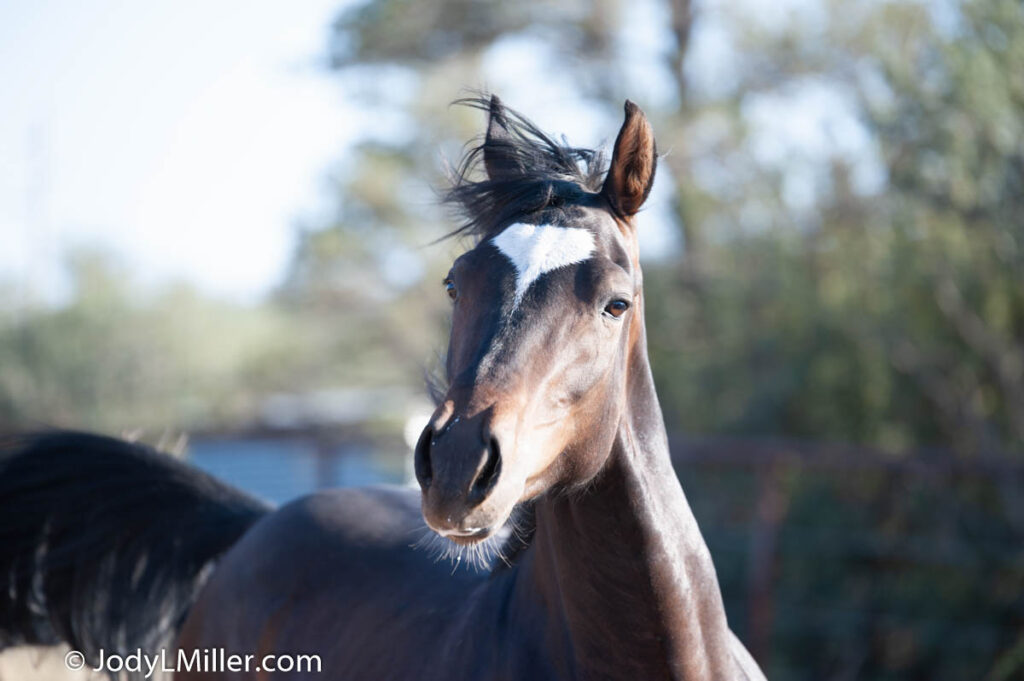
[669,435,1024,680]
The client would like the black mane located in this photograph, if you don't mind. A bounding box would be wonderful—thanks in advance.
[444,96,607,242]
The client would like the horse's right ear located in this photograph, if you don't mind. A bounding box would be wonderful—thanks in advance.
[483,95,523,181]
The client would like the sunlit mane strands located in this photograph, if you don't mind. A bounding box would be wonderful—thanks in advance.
[443,95,607,242]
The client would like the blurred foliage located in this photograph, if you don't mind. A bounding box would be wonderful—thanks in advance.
[318,0,1024,456]
[685,456,1024,681]
[0,248,431,433]
[0,250,290,432]
[1,0,1022,677]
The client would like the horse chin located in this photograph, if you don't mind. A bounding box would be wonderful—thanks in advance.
[416,502,528,572]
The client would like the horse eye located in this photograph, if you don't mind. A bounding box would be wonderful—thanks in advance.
[604,299,630,318]
[444,278,457,301]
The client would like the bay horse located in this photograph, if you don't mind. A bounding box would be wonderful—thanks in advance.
[0,96,765,680]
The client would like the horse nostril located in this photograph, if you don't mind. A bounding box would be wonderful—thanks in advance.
[469,437,502,504]
[414,427,434,489]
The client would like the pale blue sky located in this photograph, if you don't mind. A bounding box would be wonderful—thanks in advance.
[0,0,354,302]
[0,0,878,303]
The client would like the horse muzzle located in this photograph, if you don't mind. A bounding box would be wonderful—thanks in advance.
[414,407,519,542]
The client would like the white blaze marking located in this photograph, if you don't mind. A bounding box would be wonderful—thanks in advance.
[492,222,595,308]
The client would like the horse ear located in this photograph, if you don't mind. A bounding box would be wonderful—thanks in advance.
[601,100,657,218]
[483,95,523,181]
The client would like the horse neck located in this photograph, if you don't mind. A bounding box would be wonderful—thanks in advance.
[523,304,735,680]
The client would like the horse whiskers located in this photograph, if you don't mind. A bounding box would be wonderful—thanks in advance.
[409,526,503,573]
[408,505,530,573]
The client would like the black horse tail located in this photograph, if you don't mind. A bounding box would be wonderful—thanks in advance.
[0,431,270,669]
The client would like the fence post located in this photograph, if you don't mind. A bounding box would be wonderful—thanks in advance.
[747,460,788,667]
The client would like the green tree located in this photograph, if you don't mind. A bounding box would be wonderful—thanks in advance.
[0,250,305,432]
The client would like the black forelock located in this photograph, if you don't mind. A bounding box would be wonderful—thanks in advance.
[443,95,608,243]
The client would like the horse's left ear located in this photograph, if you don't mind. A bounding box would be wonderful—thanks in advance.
[483,95,523,181]
[601,100,657,218]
